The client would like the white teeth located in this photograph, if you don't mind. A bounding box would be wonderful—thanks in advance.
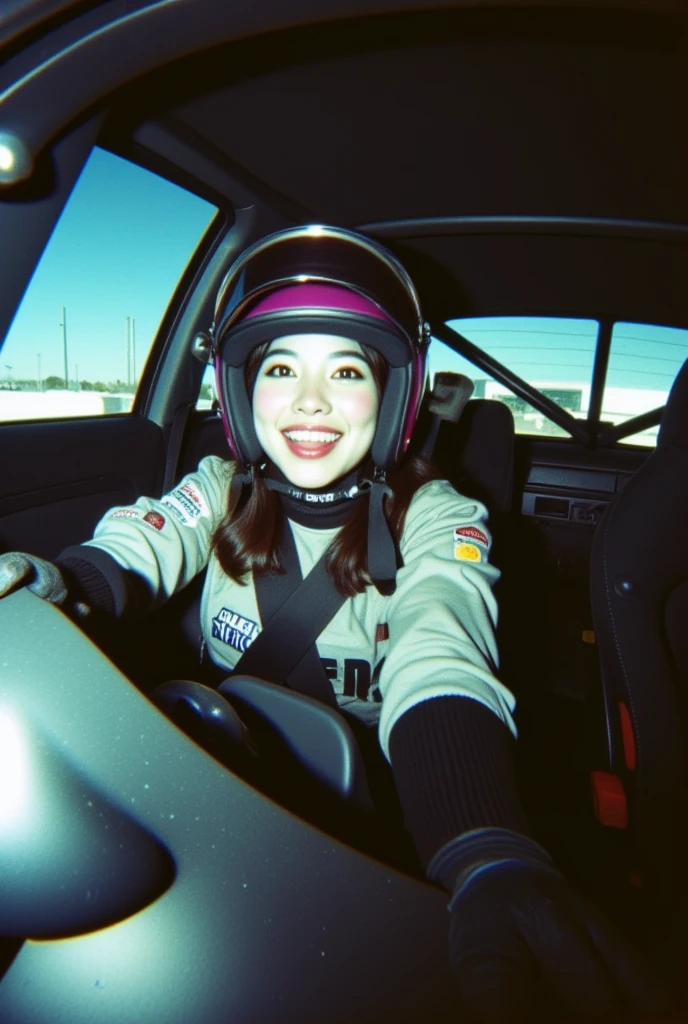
[284,429,340,443]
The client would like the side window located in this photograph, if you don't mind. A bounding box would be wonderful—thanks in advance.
[0,147,216,422]
[434,317,599,438]
[604,322,688,447]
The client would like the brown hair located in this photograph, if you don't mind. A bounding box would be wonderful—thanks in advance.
[211,342,440,596]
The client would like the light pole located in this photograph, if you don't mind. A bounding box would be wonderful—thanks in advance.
[60,306,68,389]
[37,353,42,392]
[131,317,136,384]
[126,316,131,387]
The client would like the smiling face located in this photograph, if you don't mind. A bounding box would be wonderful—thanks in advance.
[252,334,380,489]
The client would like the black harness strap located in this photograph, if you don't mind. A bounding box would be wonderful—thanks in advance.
[162,401,194,493]
[232,522,345,708]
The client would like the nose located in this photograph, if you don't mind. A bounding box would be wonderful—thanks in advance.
[293,373,331,416]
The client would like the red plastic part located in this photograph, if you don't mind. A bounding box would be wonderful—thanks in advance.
[591,770,628,829]
[618,702,637,770]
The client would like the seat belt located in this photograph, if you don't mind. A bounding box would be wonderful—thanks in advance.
[162,402,194,494]
[231,520,346,708]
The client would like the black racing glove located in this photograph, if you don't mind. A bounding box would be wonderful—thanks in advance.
[428,828,672,1024]
[0,551,89,616]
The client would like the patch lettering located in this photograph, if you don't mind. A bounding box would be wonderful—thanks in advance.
[162,483,208,528]
[110,508,140,521]
[454,541,481,563]
[322,657,372,700]
[179,483,208,513]
[211,607,260,653]
[453,525,488,547]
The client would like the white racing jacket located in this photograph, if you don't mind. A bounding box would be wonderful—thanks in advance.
[84,456,517,759]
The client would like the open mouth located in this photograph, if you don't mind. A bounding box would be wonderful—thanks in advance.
[282,428,342,458]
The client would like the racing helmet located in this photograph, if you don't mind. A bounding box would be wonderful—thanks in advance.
[211,225,429,472]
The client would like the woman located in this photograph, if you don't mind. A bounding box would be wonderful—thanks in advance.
[0,226,668,1021]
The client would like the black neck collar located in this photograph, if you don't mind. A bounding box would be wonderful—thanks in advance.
[264,464,369,528]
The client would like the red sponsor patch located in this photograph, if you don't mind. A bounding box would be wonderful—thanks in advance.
[143,511,165,531]
[453,525,488,547]
[375,623,389,643]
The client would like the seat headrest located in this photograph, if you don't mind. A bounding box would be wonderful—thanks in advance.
[434,399,515,514]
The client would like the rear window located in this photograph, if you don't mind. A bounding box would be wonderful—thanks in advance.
[603,322,688,447]
[432,317,599,438]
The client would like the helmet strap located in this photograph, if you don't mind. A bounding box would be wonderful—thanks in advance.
[365,470,397,596]
[263,476,366,506]
[227,465,255,517]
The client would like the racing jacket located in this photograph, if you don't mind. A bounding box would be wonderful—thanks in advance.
[74,455,516,760]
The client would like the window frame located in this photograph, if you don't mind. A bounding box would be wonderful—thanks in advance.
[435,316,685,449]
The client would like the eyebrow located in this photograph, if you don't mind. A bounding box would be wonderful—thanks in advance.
[265,347,368,362]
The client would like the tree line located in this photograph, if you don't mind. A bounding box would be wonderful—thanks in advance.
[3,377,213,400]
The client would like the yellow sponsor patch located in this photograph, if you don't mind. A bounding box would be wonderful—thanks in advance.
[454,541,481,562]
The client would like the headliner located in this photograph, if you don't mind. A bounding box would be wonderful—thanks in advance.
[4,3,688,326]
[105,8,688,324]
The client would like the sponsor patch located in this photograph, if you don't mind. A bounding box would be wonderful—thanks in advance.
[211,607,260,653]
[161,483,209,528]
[453,525,488,547]
[110,508,140,521]
[161,499,187,526]
[142,510,165,531]
[454,541,481,563]
[178,482,208,514]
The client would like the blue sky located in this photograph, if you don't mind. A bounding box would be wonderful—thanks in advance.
[2,146,687,398]
[2,148,216,385]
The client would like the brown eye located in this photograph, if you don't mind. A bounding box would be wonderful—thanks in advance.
[333,366,364,380]
[264,364,295,378]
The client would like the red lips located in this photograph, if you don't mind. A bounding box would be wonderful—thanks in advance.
[281,426,342,460]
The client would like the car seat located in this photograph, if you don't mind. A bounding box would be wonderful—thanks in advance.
[589,356,688,966]
[431,397,515,514]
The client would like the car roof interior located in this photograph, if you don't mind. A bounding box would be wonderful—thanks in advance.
[4,2,688,341]
[106,5,688,329]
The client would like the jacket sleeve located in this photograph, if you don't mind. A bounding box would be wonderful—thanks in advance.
[69,456,233,613]
[377,478,516,759]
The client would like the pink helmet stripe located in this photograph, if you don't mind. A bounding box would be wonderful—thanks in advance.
[242,283,395,324]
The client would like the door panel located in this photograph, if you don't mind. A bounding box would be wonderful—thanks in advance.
[498,437,648,703]
[502,436,649,871]
[0,417,164,558]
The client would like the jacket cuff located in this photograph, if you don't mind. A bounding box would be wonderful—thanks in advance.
[56,545,136,617]
[388,695,530,873]
[427,827,555,896]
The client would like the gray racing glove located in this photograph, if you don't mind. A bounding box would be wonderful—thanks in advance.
[429,827,673,1023]
[0,551,93,617]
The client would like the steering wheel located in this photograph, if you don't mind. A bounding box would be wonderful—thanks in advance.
[0,590,456,1024]
[150,678,258,774]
